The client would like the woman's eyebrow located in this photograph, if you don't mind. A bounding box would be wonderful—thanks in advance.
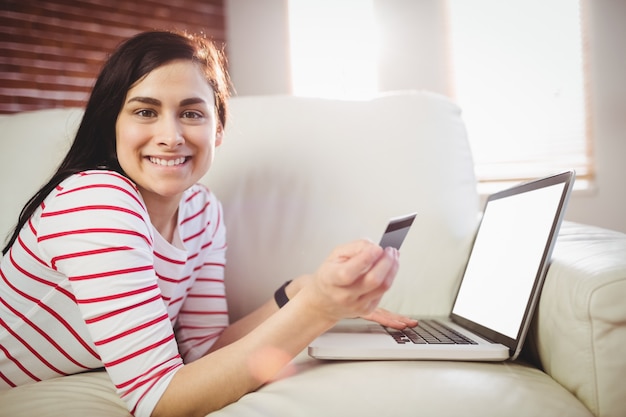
[127,96,161,106]
[180,97,206,106]
[125,97,206,106]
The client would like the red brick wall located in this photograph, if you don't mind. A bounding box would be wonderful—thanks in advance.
[0,0,226,113]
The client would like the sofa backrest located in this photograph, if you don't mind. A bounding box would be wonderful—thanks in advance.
[204,92,479,320]
[0,108,80,247]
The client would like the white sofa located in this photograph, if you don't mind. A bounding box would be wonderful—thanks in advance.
[1,92,625,417]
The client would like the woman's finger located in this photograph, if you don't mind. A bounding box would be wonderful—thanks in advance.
[358,247,399,293]
[325,241,384,286]
[361,308,418,329]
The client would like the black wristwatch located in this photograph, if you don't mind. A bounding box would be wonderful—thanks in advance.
[274,280,292,308]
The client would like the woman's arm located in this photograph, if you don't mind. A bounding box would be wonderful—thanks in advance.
[206,273,308,353]
[152,240,399,417]
[208,273,416,354]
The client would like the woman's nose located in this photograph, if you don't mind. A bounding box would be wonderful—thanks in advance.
[157,118,184,147]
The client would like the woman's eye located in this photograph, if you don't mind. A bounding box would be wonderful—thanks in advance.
[182,110,203,119]
[136,109,156,118]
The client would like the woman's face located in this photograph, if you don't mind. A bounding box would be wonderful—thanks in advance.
[115,59,222,204]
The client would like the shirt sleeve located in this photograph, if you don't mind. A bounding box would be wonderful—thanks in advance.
[174,186,229,363]
[37,171,183,417]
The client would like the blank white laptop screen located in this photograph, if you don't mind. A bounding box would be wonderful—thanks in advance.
[452,182,566,339]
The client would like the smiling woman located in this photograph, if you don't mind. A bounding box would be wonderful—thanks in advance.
[0,32,233,416]
[0,30,414,417]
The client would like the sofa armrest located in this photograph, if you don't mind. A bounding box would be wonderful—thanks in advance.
[527,221,626,417]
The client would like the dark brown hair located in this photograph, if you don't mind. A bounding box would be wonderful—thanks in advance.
[3,30,231,254]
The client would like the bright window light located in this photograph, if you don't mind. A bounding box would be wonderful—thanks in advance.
[448,0,591,183]
[288,0,379,99]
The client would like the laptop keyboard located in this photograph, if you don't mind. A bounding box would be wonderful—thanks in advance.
[384,320,477,345]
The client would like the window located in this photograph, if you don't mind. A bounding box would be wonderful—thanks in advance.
[287,1,592,186]
[288,0,378,99]
[447,0,592,186]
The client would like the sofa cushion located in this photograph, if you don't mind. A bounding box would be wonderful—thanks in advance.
[210,354,594,417]
[0,354,594,417]
[0,371,130,417]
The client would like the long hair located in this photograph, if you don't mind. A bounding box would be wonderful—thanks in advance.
[2,31,231,255]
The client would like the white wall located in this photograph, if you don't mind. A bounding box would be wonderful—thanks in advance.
[225,0,626,233]
[225,0,292,95]
[568,0,626,233]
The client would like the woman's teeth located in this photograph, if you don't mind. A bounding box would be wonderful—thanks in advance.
[149,157,186,166]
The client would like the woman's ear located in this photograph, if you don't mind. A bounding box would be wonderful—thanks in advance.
[215,123,224,147]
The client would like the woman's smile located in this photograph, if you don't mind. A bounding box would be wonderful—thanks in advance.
[147,156,191,167]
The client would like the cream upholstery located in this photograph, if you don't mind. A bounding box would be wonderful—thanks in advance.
[206,93,479,321]
[1,92,625,417]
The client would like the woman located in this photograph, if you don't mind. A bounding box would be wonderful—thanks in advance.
[0,31,415,417]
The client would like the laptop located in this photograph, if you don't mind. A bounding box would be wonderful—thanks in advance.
[309,170,575,361]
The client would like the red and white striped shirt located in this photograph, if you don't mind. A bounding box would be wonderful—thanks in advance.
[0,170,228,417]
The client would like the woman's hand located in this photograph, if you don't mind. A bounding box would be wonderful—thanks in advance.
[296,239,401,323]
